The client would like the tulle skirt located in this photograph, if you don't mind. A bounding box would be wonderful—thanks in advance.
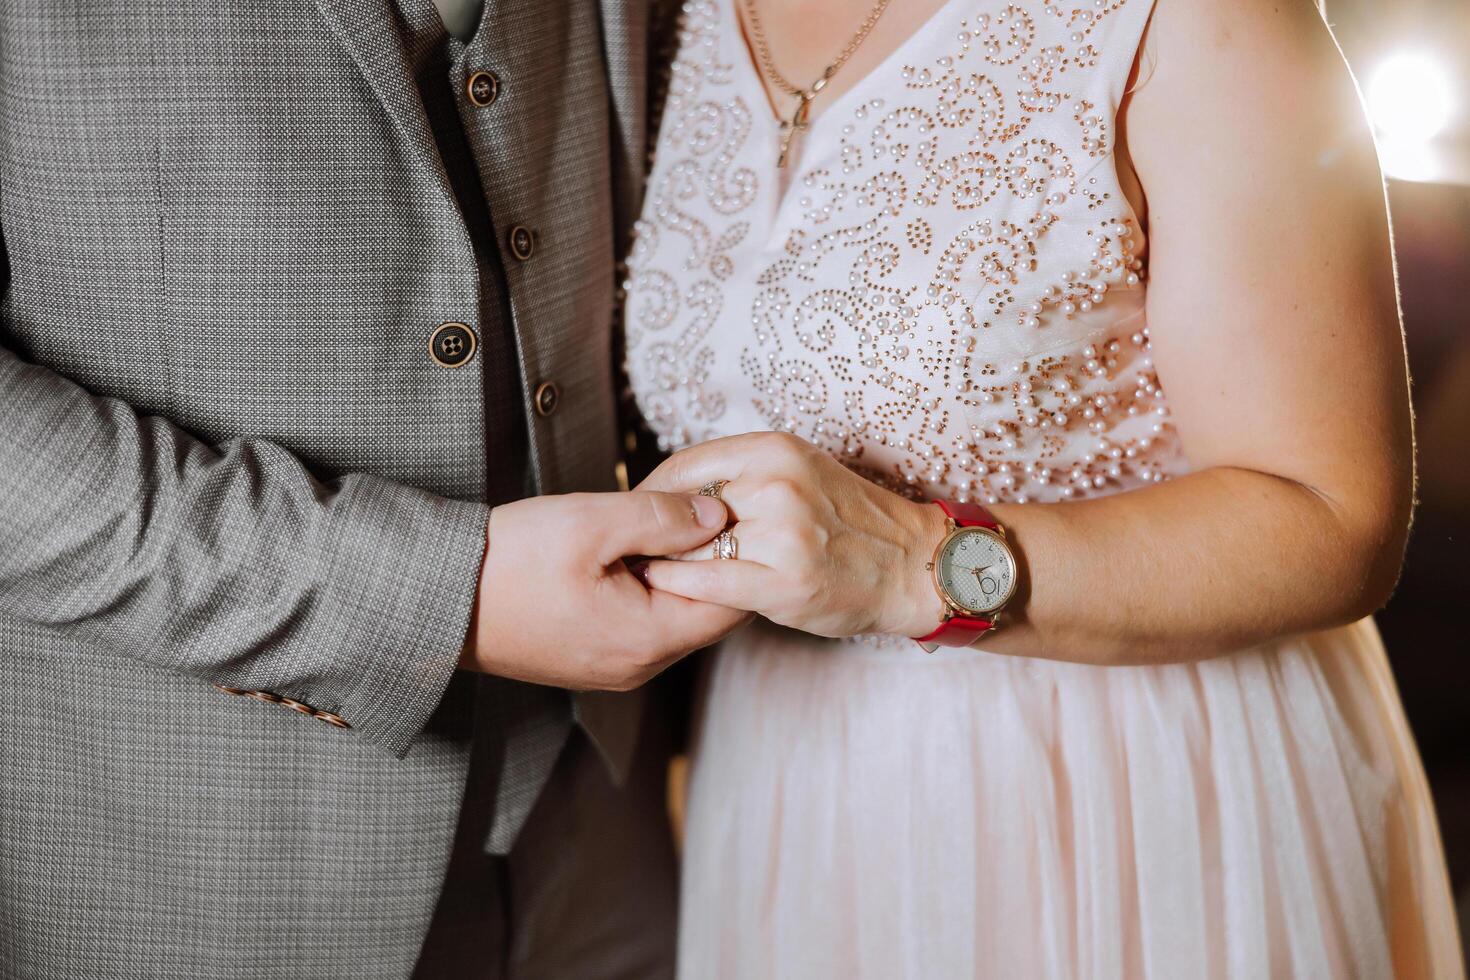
[677,618,1462,979]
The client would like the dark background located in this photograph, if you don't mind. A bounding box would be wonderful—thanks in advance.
[1328,0,1470,944]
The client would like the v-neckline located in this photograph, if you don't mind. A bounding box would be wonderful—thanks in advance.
[724,0,964,164]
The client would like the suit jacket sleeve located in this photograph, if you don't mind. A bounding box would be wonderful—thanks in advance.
[0,220,488,759]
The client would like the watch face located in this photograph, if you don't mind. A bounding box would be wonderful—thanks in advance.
[936,527,1017,616]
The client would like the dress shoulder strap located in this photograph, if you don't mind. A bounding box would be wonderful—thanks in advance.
[1059,0,1159,109]
[983,0,1157,174]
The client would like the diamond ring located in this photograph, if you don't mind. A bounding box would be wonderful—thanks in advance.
[713,528,738,560]
[698,479,729,499]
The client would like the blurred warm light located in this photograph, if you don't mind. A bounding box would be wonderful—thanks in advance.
[1367,51,1455,142]
[1366,51,1457,182]
[1377,137,1441,182]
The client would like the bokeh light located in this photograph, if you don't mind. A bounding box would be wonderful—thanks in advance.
[1367,50,1455,143]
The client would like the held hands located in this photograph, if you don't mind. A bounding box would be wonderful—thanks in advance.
[639,433,948,639]
[459,430,951,693]
[460,491,750,690]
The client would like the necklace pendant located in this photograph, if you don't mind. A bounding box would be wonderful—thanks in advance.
[776,93,814,169]
[776,120,794,169]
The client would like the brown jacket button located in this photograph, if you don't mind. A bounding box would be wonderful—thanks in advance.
[430,322,477,368]
[508,225,536,261]
[533,381,560,417]
[211,684,349,729]
[466,70,499,107]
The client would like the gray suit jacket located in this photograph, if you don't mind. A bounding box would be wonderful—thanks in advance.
[0,0,664,975]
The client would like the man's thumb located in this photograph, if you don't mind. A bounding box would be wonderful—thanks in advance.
[597,491,727,563]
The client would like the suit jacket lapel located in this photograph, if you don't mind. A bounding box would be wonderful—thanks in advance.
[312,0,459,219]
[317,0,650,246]
[599,0,651,244]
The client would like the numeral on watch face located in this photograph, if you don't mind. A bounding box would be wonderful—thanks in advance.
[937,528,1014,615]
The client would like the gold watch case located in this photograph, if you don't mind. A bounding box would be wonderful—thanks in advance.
[925,519,1019,620]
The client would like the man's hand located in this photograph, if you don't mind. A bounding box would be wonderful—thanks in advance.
[460,491,749,690]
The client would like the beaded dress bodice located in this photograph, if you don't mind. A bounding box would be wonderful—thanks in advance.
[625,0,1185,507]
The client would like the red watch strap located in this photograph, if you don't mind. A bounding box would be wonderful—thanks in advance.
[915,614,994,650]
[934,499,1000,530]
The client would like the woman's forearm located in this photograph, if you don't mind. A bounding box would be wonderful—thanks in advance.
[638,437,1410,663]
[944,466,1409,665]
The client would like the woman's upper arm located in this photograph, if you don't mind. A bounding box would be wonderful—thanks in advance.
[1124,0,1413,535]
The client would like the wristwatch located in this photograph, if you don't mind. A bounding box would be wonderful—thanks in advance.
[914,500,1019,652]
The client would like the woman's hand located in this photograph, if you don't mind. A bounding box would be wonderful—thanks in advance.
[638,432,949,639]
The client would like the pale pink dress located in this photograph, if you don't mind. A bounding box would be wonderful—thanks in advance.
[623,1,1463,976]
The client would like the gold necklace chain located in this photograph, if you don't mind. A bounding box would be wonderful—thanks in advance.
[741,0,894,166]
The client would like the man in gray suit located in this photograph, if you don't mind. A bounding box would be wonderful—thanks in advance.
[0,0,726,976]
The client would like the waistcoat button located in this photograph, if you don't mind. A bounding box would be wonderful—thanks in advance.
[466,70,499,107]
[533,381,560,417]
[508,225,537,261]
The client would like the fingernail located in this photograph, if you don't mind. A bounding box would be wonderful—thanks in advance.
[628,560,652,586]
[692,494,725,528]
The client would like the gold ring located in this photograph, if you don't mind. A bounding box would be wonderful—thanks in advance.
[699,480,729,499]
[712,528,738,560]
